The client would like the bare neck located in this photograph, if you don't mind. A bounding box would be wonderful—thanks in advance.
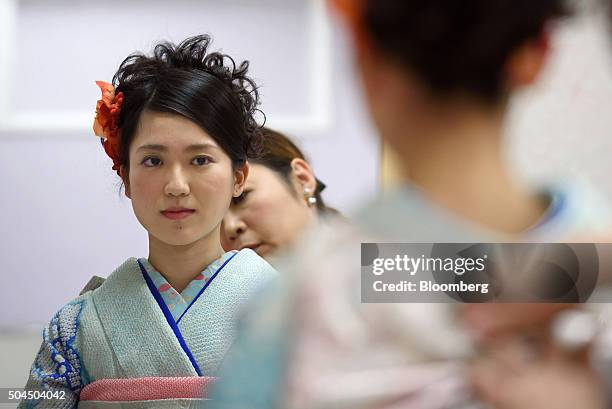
[147,229,225,293]
[392,109,547,235]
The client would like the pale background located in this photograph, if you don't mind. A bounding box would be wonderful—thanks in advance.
[1,0,611,397]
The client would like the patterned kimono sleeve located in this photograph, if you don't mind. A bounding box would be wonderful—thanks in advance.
[18,301,87,409]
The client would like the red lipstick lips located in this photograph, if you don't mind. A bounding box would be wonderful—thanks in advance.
[161,207,195,220]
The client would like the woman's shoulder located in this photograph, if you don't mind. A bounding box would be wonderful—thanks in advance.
[77,257,142,295]
[44,257,144,350]
[39,293,91,364]
[231,249,278,276]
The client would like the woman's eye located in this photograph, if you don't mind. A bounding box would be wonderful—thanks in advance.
[232,190,250,205]
[142,157,162,167]
[192,156,211,166]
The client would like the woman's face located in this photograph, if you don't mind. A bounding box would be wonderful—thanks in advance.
[125,111,245,248]
[220,163,315,259]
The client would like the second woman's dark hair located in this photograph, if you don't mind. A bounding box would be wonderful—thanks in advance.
[111,34,263,176]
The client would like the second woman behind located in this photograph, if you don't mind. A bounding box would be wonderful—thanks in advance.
[221,128,335,260]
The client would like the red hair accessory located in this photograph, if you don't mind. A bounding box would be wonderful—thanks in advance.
[93,81,124,175]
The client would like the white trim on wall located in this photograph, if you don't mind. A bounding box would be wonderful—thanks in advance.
[305,0,332,132]
[0,0,17,121]
[0,0,333,136]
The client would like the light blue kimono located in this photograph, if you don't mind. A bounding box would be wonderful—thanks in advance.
[20,248,276,408]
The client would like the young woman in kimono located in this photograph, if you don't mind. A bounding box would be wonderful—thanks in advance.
[19,35,276,408]
[221,127,337,261]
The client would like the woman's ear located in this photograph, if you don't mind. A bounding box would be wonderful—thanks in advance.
[505,30,551,89]
[233,161,250,197]
[120,166,131,199]
[290,158,317,193]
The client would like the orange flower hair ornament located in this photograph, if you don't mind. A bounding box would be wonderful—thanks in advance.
[93,81,124,175]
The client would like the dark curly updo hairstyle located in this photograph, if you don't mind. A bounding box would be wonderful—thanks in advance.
[110,34,263,176]
[251,128,333,215]
[364,0,571,102]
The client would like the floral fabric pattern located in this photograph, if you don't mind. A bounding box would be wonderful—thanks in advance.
[139,250,238,322]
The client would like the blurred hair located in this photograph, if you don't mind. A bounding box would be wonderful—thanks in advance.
[110,34,263,176]
[364,0,570,102]
[251,128,334,215]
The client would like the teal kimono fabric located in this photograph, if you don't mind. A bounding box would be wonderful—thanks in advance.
[19,248,276,408]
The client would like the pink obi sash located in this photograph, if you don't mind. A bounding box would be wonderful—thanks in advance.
[80,376,215,402]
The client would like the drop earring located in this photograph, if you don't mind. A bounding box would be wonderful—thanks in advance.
[304,187,317,207]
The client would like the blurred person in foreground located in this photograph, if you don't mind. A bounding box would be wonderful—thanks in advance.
[208,1,612,408]
[466,1,612,407]
[221,128,338,262]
